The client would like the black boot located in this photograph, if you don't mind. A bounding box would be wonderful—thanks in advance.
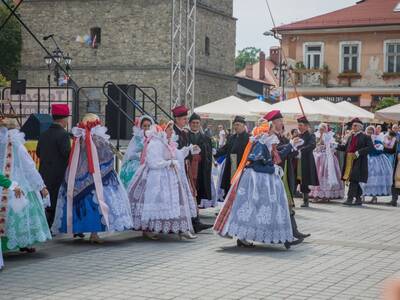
[354,197,362,206]
[390,187,398,207]
[290,214,310,239]
[343,198,353,206]
[192,217,212,234]
[301,194,309,208]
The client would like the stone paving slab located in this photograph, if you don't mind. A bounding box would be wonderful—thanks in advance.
[1,198,400,299]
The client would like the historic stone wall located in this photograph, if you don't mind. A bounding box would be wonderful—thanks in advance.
[18,0,236,119]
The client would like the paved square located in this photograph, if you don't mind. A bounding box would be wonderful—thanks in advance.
[1,198,400,299]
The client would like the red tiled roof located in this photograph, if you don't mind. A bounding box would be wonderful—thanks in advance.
[274,0,400,31]
[236,60,278,86]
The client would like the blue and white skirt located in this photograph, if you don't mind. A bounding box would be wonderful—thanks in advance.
[220,168,293,244]
[361,154,393,196]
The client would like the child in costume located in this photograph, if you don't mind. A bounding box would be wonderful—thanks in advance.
[0,118,51,258]
[120,115,153,188]
[52,114,133,243]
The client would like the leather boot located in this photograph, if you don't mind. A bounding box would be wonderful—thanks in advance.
[343,198,353,206]
[390,187,398,207]
[301,194,309,208]
[354,197,362,206]
[192,217,212,233]
[290,214,310,239]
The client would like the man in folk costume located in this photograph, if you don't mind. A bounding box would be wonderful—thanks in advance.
[188,113,214,208]
[266,110,310,241]
[37,104,71,228]
[215,116,250,198]
[337,118,374,206]
[296,116,319,208]
[172,105,211,233]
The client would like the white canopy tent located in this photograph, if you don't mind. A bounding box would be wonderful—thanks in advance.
[271,96,346,122]
[375,104,400,121]
[313,99,351,122]
[335,101,375,123]
[194,96,258,121]
[247,99,272,116]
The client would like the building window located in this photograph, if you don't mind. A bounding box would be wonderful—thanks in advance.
[385,40,400,73]
[340,41,361,73]
[205,36,210,56]
[303,42,324,69]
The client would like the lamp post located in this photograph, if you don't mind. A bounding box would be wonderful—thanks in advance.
[273,62,291,101]
[43,51,72,113]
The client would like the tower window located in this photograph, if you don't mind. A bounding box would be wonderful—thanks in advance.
[205,37,210,56]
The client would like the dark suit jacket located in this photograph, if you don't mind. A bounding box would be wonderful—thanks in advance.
[37,123,71,190]
[337,132,374,183]
[297,130,319,186]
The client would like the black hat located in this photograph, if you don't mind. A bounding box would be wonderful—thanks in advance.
[233,116,246,124]
[297,115,309,125]
[189,113,201,123]
[348,117,363,127]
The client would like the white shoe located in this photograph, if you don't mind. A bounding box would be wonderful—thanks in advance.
[179,232,198,240]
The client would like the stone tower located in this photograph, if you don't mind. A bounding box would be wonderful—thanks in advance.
[18,0,236,118]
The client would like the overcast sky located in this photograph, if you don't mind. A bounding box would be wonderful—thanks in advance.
[233,0,357,53]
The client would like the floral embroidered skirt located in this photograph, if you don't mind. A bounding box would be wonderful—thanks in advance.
[220,168,293,244]
[1,191,51,251]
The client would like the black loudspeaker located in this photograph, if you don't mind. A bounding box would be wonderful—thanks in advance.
[11,79,26,95]
[90,27,101,47]
[105,85,133,140]
[21,114,53,140]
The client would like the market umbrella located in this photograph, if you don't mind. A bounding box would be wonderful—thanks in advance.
[375,103,400,122]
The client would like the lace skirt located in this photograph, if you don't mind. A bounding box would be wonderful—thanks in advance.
[128,165,196,234]
[221,169,293,244]
[310,151,344,199]
[120,158,141,189]
[361,154,393,196]
[52,171,133,234]
[1,191,51,251]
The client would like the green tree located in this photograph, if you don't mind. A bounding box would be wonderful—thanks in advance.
[235,47,261,72]
[375,97,399,112]
[0,4,22,80]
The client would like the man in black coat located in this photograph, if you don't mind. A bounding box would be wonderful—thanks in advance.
[172,105,212,233]
[37,104,71,227]
[215,116,249,197]
[337,118,374,206]
[296,116,319,208]
[188,113,213,207]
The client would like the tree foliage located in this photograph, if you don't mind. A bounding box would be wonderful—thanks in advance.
[235,47,261,72]
[0,4,22,80]
[375,97,399,112]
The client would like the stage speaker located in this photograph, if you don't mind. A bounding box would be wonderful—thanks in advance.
[90,27,101,47]
[11,79,26,95]
[21,114,53,140]
[105,84,134,140]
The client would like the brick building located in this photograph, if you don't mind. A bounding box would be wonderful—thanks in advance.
[18,0,236,118]
[273,0,400,109]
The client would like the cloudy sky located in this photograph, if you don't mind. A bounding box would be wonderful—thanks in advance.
[233,0,357,53]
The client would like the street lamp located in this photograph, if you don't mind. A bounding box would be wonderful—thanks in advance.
[273,62,289,101]
[44,55,53,113]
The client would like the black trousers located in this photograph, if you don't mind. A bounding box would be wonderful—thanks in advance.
[300,184,310,194]
[392,186,399,202]
[46,185,61,228]
[348,181,363,199]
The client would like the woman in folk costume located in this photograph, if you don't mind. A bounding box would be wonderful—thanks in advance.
[310,123,344,202]
[383,130,397,167]
[0,172,23,270]
[127,120,199,240]
[0,118,51,256]
[52,114,133,243]
[120,115,154,188]
[214,122,297,249]
[361,126,393,204]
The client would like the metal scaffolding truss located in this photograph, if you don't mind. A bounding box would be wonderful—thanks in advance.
[170,0,196,112]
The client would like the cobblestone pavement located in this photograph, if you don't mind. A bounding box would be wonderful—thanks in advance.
[1,197,400,300]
